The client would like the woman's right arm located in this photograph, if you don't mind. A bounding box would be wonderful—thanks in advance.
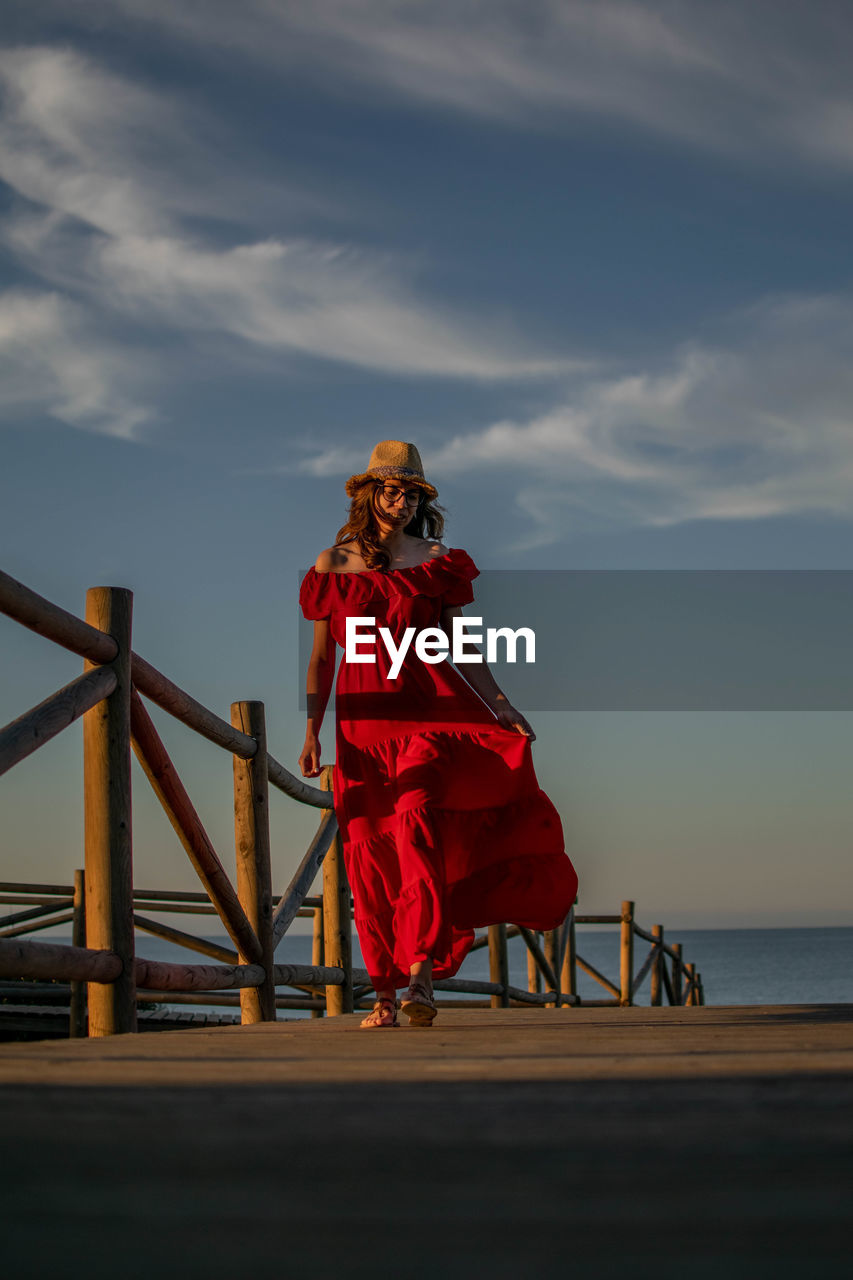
[298,618,336,777]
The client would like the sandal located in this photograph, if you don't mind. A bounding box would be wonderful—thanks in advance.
[401,980,438,1027]
[359,997,399,1028]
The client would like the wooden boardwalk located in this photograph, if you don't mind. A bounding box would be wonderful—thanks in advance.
[2,1005,852,1278]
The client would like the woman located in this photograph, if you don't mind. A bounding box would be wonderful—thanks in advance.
[298,441,578,1027]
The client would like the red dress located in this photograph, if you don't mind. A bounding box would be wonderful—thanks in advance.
[299,548,578,992]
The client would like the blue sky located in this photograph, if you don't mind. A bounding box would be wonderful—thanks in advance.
[3,1,853,931]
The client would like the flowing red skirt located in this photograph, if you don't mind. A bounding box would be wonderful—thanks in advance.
[300,550,578,992]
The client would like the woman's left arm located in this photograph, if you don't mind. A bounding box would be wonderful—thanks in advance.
[439,604,536,740]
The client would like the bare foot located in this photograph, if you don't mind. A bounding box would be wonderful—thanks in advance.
[360,997,399,1028]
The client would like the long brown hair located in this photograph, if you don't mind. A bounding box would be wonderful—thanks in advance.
[335,478,446,570]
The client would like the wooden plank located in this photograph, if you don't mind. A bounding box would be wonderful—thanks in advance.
[271,807,338,945]
[0,568,117,664]
[83,587,136,1036]
[232,701,276,1023]
[0,666,117,776]
[130,690,262,964]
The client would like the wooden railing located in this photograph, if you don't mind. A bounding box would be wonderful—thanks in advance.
[0,570,704,1037]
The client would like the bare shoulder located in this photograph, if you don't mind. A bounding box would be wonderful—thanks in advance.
[314,543,366,574]
[420,539,450,562]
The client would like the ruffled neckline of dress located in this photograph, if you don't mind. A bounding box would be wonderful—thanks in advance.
[300,548,478,613]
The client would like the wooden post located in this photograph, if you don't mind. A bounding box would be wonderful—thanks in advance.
[698,972,706,1006]
[620,900,635,1007]
[544,929,559,1007]
[232,701,275,1023]
[488,923,510,1008]
[684,961,696,1007]
[672,942,683,1005]
[527,930,542,994]
[320,766,353,1015]
[83,587,136,1036]
[650,924,663,1007]
[561,909,577,1006]
[311,904,324,1019]
[69,868,86,1038]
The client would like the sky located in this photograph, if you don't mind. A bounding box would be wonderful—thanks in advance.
[3,1,853,935]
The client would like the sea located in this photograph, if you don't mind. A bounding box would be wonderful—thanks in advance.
[117,925,853,1019]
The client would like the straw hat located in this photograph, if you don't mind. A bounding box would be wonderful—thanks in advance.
[346,440,437,500]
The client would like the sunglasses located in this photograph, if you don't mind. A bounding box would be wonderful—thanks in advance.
[376,483,423,505]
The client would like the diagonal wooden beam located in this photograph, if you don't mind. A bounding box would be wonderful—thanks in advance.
[132,914,239,965]
[516,925,557,991]
[0,666,116,776]
[271,808,338,948]
[129,689,262,965]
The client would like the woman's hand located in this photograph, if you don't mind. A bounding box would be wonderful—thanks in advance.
[299,732,322,777]
[493,700,536,740]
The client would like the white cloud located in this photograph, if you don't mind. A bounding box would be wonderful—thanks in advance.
[37,0,853,172]
[299,292,853,544]
[0,289,152,438]
[0,44,575,407]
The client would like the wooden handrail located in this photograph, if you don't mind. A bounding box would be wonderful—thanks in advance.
[267,752,333,809]
[0,666,117,776]
[0,937,122,984]
[0,569,118,663]
[135,958,266,991]
[2,886,706,1011]
[1,569,332,807]
[130,652,256,758]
